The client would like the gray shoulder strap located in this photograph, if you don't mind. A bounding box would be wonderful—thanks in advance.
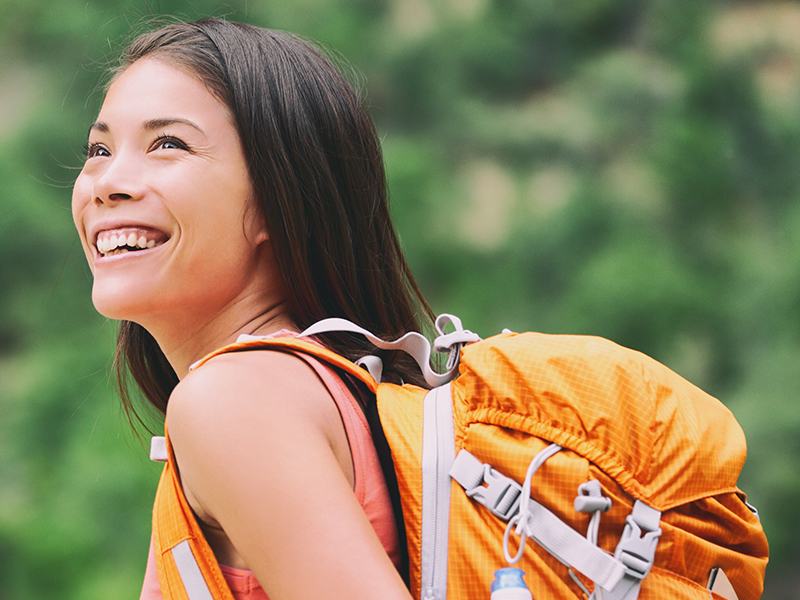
[300,314,480,386]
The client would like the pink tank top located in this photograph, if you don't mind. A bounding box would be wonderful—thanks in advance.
[140,336,401,600]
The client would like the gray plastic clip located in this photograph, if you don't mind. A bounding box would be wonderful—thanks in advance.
[150,436,168,462]
[465,464,523,521]
[614,513,662,580]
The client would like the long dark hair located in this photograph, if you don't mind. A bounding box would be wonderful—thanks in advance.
[111,19,434,423]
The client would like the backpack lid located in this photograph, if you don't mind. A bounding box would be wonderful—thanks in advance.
[452,332,746,511]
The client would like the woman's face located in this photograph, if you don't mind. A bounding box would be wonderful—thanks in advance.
[72,58,268,327]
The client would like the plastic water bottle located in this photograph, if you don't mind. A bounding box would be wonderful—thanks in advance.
[490,567,533,600]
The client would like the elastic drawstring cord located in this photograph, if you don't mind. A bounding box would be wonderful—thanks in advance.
[502,443,562,564]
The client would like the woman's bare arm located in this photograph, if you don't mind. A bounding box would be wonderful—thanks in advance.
[167,350,411,600]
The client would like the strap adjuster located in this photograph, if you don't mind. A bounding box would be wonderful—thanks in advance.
[464,464,523,521]
[150,436,168,462]
[614,514,661,580]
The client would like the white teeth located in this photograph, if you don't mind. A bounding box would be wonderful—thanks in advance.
[97,231,163,255]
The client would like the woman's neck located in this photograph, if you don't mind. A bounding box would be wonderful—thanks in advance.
[143,299,297,379]
[131,236,298,378]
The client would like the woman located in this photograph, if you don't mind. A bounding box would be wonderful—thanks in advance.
[71,18,427,600]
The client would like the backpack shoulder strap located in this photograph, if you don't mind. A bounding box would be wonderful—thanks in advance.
[151,422,235,600]
[189,335,379,393]
[150,335,400,599]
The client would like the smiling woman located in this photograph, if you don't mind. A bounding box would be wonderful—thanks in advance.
[72,18,429,600]
[73,58,269,344]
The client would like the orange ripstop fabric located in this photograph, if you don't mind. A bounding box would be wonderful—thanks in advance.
[152,425,236,600]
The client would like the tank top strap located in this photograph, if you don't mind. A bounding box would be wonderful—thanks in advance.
[286,350,371,505]
[283,348,401,569]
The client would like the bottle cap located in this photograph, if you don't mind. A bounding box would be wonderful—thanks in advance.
[491,567,528,592]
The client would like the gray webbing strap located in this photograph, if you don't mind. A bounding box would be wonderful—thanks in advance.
[420,384,456,600]
[594,501,662,600]
[299,314,480,387]
[452,450,661,598]
[171,540,215,600]
[451,449,627,591]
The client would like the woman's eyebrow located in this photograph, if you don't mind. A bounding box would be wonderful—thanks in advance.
[143,118,205,134]
[87,118,205,136]
[88,121,109,135]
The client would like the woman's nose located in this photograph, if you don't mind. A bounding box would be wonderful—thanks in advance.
[93,153,145,205]
[99,191,134,203]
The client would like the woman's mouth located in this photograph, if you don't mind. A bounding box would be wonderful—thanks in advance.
[95,228,169,257]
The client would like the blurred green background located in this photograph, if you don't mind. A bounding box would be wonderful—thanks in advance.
[1,0,798,597]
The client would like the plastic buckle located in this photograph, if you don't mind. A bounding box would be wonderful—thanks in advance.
[433,330,481,354]
[465,464,523,521]
[614,515,662,580]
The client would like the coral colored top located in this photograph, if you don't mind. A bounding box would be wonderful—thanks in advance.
[140,332,400,600]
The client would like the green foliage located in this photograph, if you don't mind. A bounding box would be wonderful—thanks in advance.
[1,0,798,596]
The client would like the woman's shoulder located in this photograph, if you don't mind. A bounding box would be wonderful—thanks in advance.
[162,346,366,580]
[165,346,355,502]
[167,348,341,444]
[180,346,321,392]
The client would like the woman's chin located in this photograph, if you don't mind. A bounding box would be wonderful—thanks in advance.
[91,286,155,323]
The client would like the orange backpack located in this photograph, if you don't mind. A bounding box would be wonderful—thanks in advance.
[149,315,768,600]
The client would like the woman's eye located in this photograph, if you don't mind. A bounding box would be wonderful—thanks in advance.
[85,142,110,158]
[152,135,188,151]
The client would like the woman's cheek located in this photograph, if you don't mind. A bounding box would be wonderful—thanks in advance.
[71,177,95,268]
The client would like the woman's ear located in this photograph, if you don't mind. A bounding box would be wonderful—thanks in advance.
[254,227,269,245]
[244,199,270,245]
